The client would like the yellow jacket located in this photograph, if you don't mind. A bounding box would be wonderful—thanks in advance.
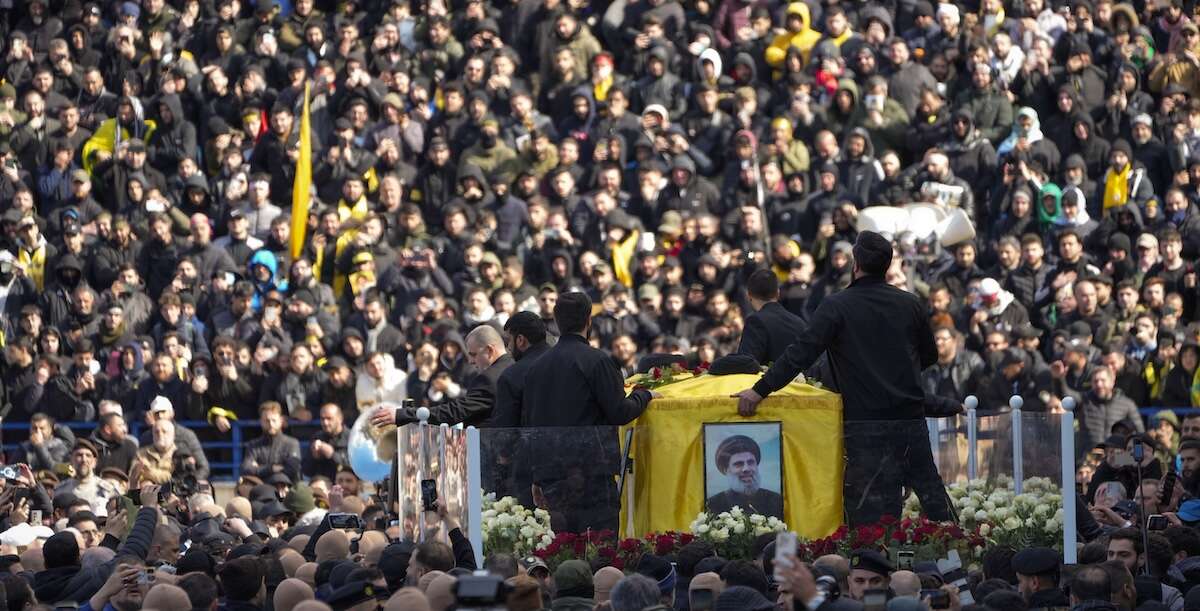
[81,117,157,174]
[765,3,823,67]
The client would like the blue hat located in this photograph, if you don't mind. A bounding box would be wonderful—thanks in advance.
[1178,499,1200,523]
[120,1,140,16]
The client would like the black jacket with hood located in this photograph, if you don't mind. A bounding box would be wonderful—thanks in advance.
[33,506,159,605]
[147,94,198,174]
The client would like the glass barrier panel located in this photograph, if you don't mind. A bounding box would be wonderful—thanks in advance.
[395,424,471,543]
[478,426,626,535]
[927,415,969,485]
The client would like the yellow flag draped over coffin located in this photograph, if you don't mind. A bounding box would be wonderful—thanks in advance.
[622,373,844,540]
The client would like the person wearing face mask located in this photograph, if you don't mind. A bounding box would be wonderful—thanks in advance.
[461,118,516,174]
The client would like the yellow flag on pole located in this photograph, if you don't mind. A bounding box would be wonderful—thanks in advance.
[290,82,312,261]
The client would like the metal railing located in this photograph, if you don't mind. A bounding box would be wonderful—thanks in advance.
[1,419,322,481]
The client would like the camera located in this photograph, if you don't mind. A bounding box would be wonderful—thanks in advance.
[172,455,199,499]
[329,512,363,530]
[815,575,840,600]
[0,466,18,480]
[454,572,508,609]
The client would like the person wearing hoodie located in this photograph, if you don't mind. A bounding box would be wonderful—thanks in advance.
[765,3,823,70]
[39,253,87,330]
[838,128,882,207]
[712,0,755,51]
[997,108,1063,178]
[81,96,156,175]
[146,95,196,175]
[941,109,999,204]
[246,249,288,312]
[461,119,516,175]
[633,46,686,120]
[103,342,149,418]
[1101,140,1157,213]
[33,499,159,605]
[663,154,722,217]
[953,64,1013,145]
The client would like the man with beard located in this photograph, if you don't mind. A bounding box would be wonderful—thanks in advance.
[303,403,350,480]
[492,312,551,426]
[704,435,784,518]
[372,324,514,427]
[262,344,325,420]
[242,401,302,481]
[462,119,516,174]
[54,439,118,516]
[1074,366,1143,454]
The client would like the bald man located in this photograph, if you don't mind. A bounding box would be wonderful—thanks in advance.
[373,325,514,427]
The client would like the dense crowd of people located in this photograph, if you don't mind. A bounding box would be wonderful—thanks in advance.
[10,0,1200,606]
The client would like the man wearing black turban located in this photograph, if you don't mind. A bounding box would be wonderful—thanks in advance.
[705,434,784,518]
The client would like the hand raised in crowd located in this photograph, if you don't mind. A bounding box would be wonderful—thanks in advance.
[104,508,130,540]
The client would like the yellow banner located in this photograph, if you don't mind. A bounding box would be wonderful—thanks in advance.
[290,82,312,261]
[623,373,844,540]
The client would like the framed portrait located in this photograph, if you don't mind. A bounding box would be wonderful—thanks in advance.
[702,422,784,519]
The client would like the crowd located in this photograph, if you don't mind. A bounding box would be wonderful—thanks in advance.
[9,0,1200,606]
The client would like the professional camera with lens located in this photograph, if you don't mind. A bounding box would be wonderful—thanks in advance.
[172,454,200,498]
[454,573,509,610]
[815,575,841,601]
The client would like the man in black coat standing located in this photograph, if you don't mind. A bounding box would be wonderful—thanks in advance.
[518,292,659,531]
[733,231,952,526]
[373,324,514,427]
[738,268,807,365]
[491,312,551,426]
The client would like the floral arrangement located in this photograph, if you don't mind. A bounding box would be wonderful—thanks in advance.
[689,506,788,560]
[480,495,555,558]
[904,476,1064,549]
[799,516,987,563]
[533,529,697,571]
[630,361,709,390]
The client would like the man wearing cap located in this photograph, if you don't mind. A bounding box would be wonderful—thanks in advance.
[733,232,953,525]
[705,434,785,518]
[54,439,119,516]
[848,549,893,600]
[1012,547,1068,610]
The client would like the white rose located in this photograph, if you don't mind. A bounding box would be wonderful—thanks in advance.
[520,526,535,538]
[1004,517,1021,531]
[1044,519,1059,533]
[713,528,730,542]
[750,514,765,525]
[975,510,989,522]
[979,524,991,536]
[697,524,711,534]
[730,507,744,517]
[733,523,746,534]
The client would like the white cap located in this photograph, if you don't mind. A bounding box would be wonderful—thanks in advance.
[149,395,173,414]
[0,523,34,547]
[979,277,1002,298]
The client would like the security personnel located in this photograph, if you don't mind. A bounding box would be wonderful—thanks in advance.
[847,549,893,600]
[1013,547,1069,611]
[519,292,658,531]
[738,268,807,364]
[491,312,551,426]
[732,231,951,526]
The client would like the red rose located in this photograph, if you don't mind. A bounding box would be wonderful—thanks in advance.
[652,368,662,379]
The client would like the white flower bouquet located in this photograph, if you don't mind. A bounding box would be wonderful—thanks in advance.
[689,507,787,560]
[480,494,555,557]
[905,476,1063,549]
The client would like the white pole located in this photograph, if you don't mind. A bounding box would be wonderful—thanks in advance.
[416,407,430,541]
[1010,396,1024,494]
[965,396,979,481]
[466,426,483,567]
[1061,397,1078,563]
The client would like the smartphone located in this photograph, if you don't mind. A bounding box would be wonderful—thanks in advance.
[922,589,950,610]
[897,549,915,571]
[1163,470,1178,503]
[30,509,41,525]
[328,512,363,530]
[158,482,173,503]
[1148,514,1169,531]
[691,588,714,611]
[137,569,153,586]
[774,531,797,581]
[864,588,888,611]
[421,479,438,511]
[12,487,31,504]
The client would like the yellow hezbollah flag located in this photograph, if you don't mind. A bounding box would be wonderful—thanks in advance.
[290,82,312,261]
[621,373,844,540]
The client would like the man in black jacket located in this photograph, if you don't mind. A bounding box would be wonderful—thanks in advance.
[491,312,551,426]
[733,231,952,525]
[373,324,514,427]
[520,292,656,426]
[737,268,806,365]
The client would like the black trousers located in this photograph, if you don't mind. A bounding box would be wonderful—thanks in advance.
[843,419,955,526]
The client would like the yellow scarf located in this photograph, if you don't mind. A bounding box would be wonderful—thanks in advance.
[612,230,639,287]
[1103,163,1132,210]
[593,75,614,103]
[18,243,46,291]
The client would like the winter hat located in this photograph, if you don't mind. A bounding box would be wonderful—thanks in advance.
[417,570,445,592]
[1112,139,1133,157]
[716,586,774,611]
[425,574,457,611]
[295,563,319,587]
[279,550,304,577]
[594,567,624,602]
